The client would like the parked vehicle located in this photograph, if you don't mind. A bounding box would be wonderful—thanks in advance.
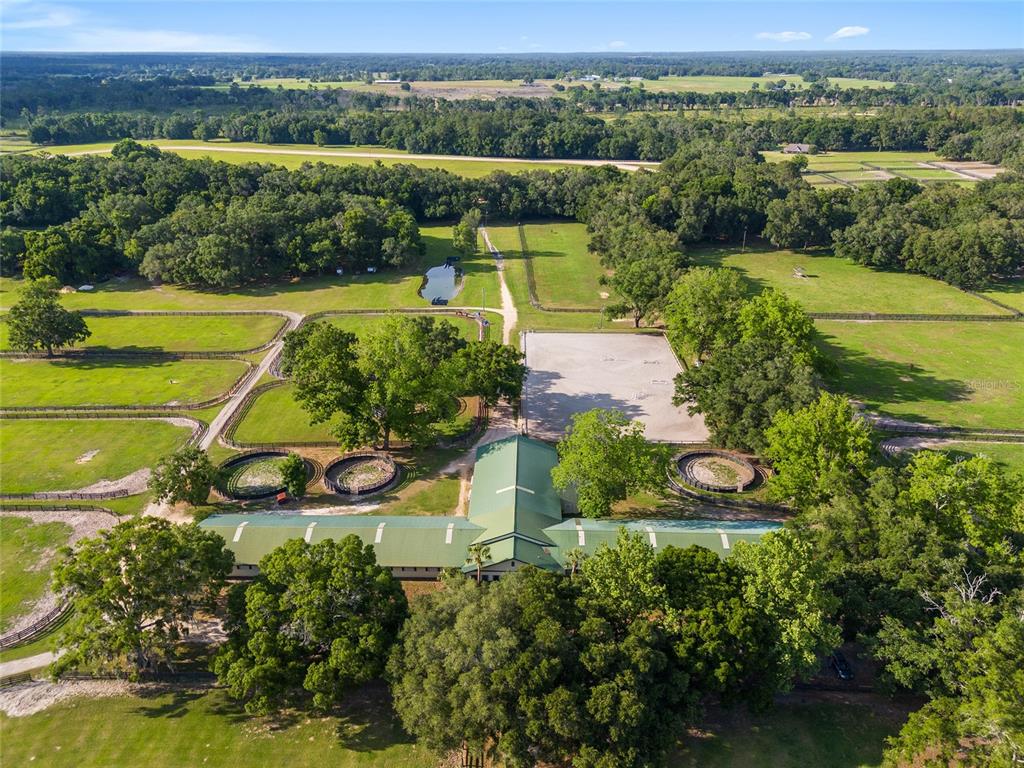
[431,297,449,306]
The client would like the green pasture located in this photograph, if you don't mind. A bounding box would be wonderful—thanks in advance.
[0,313,283,353]
[0,358,249,408]
[233,383,477,446]
[613,74,893,93]
[0,685,904,768]
[762,150,943,168]
[0,685,430,768]
[816,320,1024,430]
[0,516,72,632]
[35,140,581,177]
[483,225,626,340]
[931,441,1024,475]
[324,313,485,343]
[691,245,1009,315]
[0,231,497,315]
[520,221,610,309]
[0,419,192,493]
[981,278,1024,312]
[671,699,904,768]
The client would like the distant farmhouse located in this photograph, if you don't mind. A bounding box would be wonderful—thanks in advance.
[782,143,812,154]
[201,436,780,581]
[579,74,602,82]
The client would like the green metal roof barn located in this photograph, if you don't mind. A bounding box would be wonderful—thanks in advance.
[200,435,782,579]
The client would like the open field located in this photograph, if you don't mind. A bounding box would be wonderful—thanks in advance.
[671,697,905,768]
[691,245,1013,315]
[616,74,894,93]
[0,313,284,353]
[0,419,193,493]
[816,320,1024,429]
[0,685,905,768]
[929,442,1024,475]
[32,140,590,177]
[981,278,1024,312]
[0,231,497,315]
[484,225,623,338]
[762,150,997,185]
[232,383,477,446]
[0,685,431,768]
[0,358,249,408]
[325,313,485,343]
[520,221,610,309]
[0,517,71,632]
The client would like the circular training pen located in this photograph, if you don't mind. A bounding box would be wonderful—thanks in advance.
[218,451,312,500]
[675,450,760,493]
[323,452,400,497]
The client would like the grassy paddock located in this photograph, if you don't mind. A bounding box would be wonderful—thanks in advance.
[0,313,284,353]
[931,442,1024,475]
[692,245,1008,315]
[0,419,192,493]
[0,685,430,768]
[671,698,907,768]
[816,320,1024,429]
[233,383,477,446]
[0,516,72,632]
[0,231,497,316]
[0,358,249,408]
[520,221,610,309]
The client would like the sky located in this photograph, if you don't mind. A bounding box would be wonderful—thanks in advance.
[1,0,1021,53]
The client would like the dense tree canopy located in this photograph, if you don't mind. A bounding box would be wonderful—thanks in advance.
[51,518,232,679]
[214,535,408,714]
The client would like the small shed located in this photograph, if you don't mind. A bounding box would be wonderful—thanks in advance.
[782,143,811,154]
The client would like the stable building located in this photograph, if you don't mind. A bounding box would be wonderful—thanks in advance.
[200,436,781,580]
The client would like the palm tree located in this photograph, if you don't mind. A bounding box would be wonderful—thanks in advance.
[466,544,491,584]
[565,547,586,578]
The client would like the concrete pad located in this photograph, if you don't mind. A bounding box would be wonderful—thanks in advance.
[522,332,708,443]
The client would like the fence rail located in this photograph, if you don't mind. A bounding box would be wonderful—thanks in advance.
[0,503,118,515]
[0,361,256,413]
[808,311,1020,322]
[0,489,129,501]
[0,601,71,650]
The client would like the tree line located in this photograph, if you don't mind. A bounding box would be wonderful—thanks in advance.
[21,103,1024,166]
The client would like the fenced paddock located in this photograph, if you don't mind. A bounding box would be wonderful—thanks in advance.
[522,332,708,442]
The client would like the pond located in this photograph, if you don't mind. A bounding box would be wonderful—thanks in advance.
[420,263,462,303]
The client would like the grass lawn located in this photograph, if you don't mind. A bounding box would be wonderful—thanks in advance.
[0,685,432,768]
[0,313,284,353]
[0,358,249,408]
[0,516,72,632]
[0,231,498,316]
[671,698,906,768]
[691,245,1008,315]
[816,320,1024,429]
[934,442,1024,476]
[520,221,610,309]
[762,150,943,169]
[980,278,1024,312]
[325,312,496,343]
[0,419,192,493]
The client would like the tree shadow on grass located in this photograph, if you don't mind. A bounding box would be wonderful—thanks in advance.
[816,333,971,425]
[133,685,207,720]
[332,682,414,752]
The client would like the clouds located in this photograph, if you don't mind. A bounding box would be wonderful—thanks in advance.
[606,40,627,49]
[755,31,812,43]
[755,25,871,46]
[0,0,268,51]
[828,26,871,41]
